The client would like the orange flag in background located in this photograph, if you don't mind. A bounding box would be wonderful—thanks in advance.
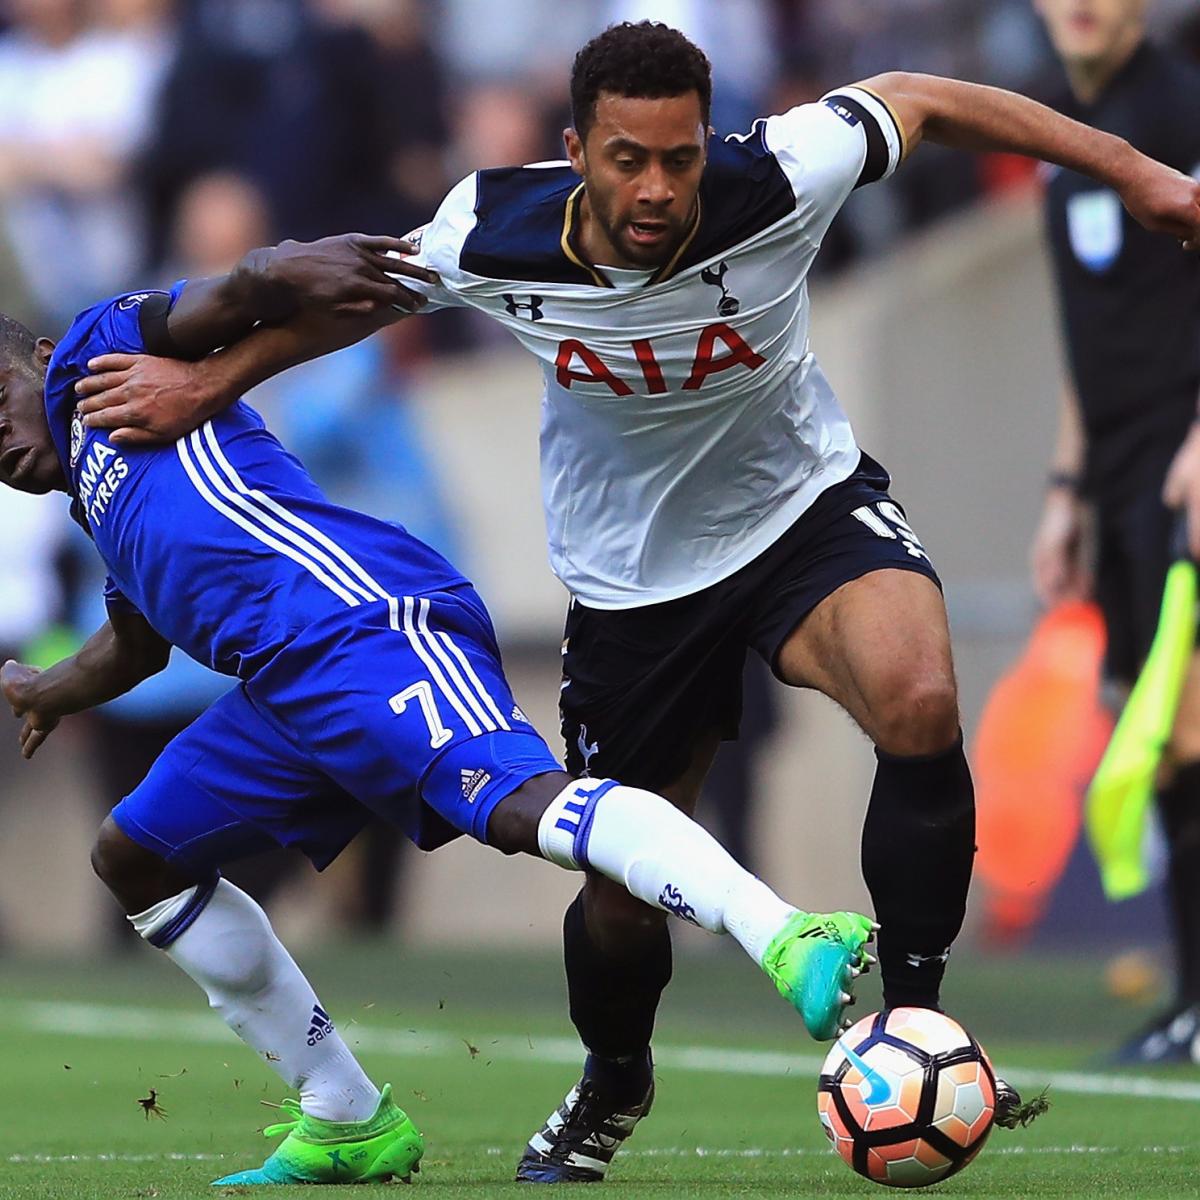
[972,602,1113,942]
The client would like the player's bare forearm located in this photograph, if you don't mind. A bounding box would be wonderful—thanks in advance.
[1033,383,1091,608]
[1164,417,1200,560]
[75,304,400,445]
[1051,381,1086,482]
[161,233,434,360]
[1,613,170,758]
[201,304,403,398]
[23,613,167,712]
[864,72,1200,245]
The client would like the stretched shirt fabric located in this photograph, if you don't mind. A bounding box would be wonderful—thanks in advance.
[398,87,905,609]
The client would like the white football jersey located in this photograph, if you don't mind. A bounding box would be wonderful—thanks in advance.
[402,86,904,609]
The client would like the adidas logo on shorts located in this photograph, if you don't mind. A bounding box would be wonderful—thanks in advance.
[460,768,492,804]
[306,1003,335,1046]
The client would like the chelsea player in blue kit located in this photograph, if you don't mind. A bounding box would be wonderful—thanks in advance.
[0,234,874,1186]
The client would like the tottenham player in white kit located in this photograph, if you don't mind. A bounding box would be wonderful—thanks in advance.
[76,20,1200,1184]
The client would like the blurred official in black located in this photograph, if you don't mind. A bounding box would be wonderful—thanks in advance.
[1032,0,1200,1064]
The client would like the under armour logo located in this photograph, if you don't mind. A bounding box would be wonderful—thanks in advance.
[577,724,599,775]
[503,293,544,321]
[700,261,739,316]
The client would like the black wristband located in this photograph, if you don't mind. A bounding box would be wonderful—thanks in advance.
[138,292,181,358]
[1047,471,1081,493]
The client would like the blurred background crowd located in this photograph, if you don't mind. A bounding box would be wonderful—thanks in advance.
[2,0,1197,336]
[1,0,1198,959]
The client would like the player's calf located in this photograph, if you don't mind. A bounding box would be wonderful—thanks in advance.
[492,772,796,950]
[493,775,872,1035]
[861,733,975,1011]
[93,816,390,1150]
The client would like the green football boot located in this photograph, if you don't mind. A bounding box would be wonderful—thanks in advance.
[762,910,876,1040]
[211,1084,423,1186]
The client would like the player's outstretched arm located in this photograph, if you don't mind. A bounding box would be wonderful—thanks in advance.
[1,610,170,759]
[75,304,398,447]
[862,72,1200,248]
[163,233,435,360]
[1031,381,1091,608]
[73,233,439,445]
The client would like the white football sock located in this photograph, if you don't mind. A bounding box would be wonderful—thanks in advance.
[129,878,380,1122]
[537,779,797,965]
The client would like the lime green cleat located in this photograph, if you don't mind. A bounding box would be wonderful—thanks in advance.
[211,1083,423,1186]
[762,910,876,1041]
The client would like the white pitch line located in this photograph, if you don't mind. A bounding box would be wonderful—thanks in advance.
[8,1145,1193,1167]
[7,1153,228,1164]
[13,1000,1200,1105]
[483,1144,1190,1159]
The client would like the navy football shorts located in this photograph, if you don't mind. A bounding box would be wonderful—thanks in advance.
[559,452,941,792]
[112,586,562,873]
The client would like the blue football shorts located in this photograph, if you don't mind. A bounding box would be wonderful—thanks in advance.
[112,586,563,872]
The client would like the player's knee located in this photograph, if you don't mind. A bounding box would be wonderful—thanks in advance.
[90,816,180,911]
[487,770,573,856]
[871,673,960,758]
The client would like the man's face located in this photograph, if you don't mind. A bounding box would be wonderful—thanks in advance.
[1035,0,1148,66]
[0,340,63,494]
[566,90,707,269]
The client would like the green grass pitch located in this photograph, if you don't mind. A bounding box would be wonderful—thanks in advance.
[2,942,1198,1199]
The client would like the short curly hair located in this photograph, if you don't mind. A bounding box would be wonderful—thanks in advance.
[570,21,712,140]
[0,312,37,375]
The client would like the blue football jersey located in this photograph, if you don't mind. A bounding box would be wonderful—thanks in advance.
[44,287,467,679]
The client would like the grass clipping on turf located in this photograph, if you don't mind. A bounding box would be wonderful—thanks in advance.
[995,1086,1051,1130]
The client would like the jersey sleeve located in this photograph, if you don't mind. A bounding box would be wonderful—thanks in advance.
[102,574,140,617]
[388,172,481,314]
[759,86,905,242]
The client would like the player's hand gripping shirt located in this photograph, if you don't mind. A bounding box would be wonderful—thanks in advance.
[402,88,904,609]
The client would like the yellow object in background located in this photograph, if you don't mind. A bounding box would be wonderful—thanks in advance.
[20,624,83,671]
[1087,551,1197,901]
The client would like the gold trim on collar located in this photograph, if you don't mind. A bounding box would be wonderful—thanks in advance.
[560,184,612,287]
[649,195,702,285]
[560,183,703,288]
[856,84,910,162]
